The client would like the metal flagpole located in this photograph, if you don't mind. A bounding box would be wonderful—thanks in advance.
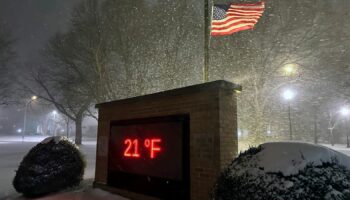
[203,0,212,82]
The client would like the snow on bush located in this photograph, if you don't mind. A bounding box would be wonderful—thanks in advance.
[212,142,350,200]
[13,136,86,197]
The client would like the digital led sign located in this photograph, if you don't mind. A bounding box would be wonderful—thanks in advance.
[108,115,189,199]
[123,138,161,159]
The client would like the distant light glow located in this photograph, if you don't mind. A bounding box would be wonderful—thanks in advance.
[283,64,297,76]
[52,110,58,115]
[31,95,38,100]
[340,107,350,116]
[17,128,22,133]
[238,129,242,137]
[282,89,296,101]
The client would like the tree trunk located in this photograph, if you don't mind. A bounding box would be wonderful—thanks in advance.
[75,115,83,145]
[313,121,318,144]
[66,117,70,139]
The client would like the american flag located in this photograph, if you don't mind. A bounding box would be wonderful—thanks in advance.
[211,2,265,36]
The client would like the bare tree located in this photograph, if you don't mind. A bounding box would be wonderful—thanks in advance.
[46,0,120,103]
[17,63,92,145]
[210,0,350,145]
[22,0,124,144]
[102,0,203,96]
[41,0,205,111]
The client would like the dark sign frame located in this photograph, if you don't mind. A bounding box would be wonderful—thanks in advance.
[107,114,190,200]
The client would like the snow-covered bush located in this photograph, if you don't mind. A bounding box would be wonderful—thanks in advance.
[13,136,86,197]
[212,142,350,200]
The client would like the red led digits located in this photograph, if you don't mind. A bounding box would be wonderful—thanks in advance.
[123,139,140,158]
[123,139,132,157]
[123,138,162,159]
[144,138,162,159]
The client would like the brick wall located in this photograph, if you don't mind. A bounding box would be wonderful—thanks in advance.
[94,80,240,200]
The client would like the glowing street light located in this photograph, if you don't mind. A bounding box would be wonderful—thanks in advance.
[282,89,296,140]
[283,63,298,76]
[282,89,296,101]
[340,107,350,117]
[31,96,38,101]
[51,110,58,121]
[52,110,58,119]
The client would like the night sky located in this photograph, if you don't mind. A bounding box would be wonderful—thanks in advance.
[0,0,79,64]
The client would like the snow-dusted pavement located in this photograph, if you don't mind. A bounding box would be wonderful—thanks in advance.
[0,135,96,199]
[319,143,350,156]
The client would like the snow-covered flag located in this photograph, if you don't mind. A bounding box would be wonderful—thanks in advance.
[211,2,265,36]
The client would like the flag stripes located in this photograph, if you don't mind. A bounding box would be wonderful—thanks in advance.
[211,2,265,36]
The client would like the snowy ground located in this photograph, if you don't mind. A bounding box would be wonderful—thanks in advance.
[2,136,350,199]
[0,135,96,199]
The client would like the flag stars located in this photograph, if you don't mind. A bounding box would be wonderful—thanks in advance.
[213,6,227,20]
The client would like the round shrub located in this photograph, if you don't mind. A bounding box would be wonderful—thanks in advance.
[13,136,86,197]
[212,143,350,200]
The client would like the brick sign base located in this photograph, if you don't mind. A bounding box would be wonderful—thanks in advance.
[94,80,240,200]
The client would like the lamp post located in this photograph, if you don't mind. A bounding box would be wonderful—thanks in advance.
[340,106,350,147]
[52,110,58,136]
[282,89,296,140]
[52,110,57,119]
[23,96,37,142]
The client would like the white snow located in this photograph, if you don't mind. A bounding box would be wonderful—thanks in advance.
[224,142,350,199]
[40,136,68,144]
[255,142,350,176]
[325,190,344,200]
